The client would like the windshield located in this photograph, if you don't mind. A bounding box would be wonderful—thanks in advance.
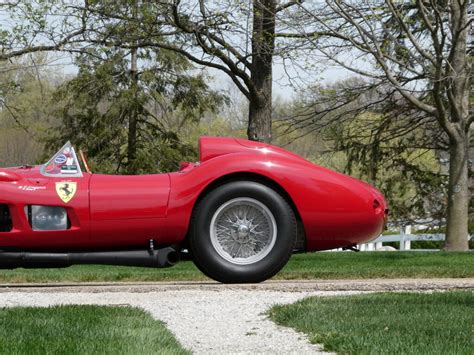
[40,142,83,177]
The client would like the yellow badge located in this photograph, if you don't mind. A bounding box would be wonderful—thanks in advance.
[55,182,77,203]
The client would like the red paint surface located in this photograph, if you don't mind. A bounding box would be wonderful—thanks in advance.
[0,137,387,251]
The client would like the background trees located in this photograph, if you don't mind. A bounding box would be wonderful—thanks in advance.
[282,0,472,250]
[1,1,226,174]
[50,48,224,174]
[73,0,308,143]
[0,54,62,166]
[0,1,87,61]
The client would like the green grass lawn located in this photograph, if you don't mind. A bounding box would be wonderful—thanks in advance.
[0,251,471,283]
[269,291,474,355]
[0,305,189,355]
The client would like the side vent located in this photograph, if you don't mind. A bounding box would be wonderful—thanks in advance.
[0,205,12,232]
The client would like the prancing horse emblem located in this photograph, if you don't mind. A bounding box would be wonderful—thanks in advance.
[55,182,77,203]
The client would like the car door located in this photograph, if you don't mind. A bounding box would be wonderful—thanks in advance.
[88,173,171,248]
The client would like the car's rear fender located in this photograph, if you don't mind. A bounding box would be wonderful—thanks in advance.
[164,152,386,250]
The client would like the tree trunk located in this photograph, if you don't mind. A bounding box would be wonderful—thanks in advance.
[444,132,470,251]
[248,94,272,143]
[248,0,276,143]
[127,46,138,174]
[443,1,471,251]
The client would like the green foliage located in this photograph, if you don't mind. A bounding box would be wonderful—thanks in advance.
[0,305,189,354]
[0,55,62,167]
[283,80,448,223]
[330,112,447,222]
[48,48,225,174]
[269,291,474,354]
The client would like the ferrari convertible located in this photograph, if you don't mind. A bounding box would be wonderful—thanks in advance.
[0,137,387,283]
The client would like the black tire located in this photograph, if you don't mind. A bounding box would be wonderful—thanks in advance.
[189,181,297,283]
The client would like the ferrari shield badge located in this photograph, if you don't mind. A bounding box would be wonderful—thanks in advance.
[55,182,77,203]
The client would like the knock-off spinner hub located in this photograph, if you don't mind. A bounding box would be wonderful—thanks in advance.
[237,224,250,241]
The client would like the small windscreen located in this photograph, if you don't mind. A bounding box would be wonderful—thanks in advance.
[40,142,83,177]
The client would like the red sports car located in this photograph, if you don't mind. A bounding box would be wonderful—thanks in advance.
[0,137,387,283]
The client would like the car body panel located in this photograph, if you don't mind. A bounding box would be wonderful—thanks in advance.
[90,174,170,220]
[88,173,170,248]
[166,143,386,250]
[0,167,91,248]
[0,136,387,252]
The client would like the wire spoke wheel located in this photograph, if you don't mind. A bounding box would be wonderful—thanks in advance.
[210,197,277,265]
[190,181,296,283]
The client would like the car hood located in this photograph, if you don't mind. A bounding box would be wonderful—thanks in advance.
[0,168,23,182]
[0,166,45,183]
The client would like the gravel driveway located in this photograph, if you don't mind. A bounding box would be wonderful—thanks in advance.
[0,279,472,355]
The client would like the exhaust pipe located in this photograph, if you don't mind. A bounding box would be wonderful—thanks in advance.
[0,246,180,269]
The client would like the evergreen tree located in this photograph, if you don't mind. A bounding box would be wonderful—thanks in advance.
[50,47,225,174]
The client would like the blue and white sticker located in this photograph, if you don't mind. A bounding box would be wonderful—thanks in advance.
[54,154,67,165]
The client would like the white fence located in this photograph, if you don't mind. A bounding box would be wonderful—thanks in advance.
[360,226,472,251]
[332,226,472,251]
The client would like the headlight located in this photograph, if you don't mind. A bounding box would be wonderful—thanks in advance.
[26,205,69,231]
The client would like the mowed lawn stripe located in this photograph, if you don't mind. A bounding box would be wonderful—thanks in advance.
[269,291,474,355]
[0,305,189,354]
[0,251,471,283]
